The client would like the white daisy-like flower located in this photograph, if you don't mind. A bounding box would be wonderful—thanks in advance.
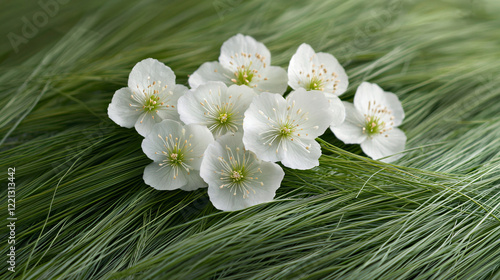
[287,44,349,126]
[189,34,288,95]
[108,58,188,137]
[242,88,336,170]
[141,119,214,191]
[200,132,284,211]
[330,82,406,163]
[177,81,256,139]
[288,43,348,96]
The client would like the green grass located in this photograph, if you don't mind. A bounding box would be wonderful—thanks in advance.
[1,0,499,279]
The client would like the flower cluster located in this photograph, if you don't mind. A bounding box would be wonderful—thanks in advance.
[108,34,407,211]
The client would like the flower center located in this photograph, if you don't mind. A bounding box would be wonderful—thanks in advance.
[145,95,161,112]
[157,132,194,179]
[258,101,313,154]
[169,152,182,164]
[234,67,254,86]
[363,117,383,136]
[305,76,324,91]
[201,94,241,136]
[362,101,395,138]
[216,146,263,199]
[230,170,243,182]
[165,148,185,167]
[300,65,340,93]
[130,78,175,124]
[279,125,293,137]
[218,113,229,124]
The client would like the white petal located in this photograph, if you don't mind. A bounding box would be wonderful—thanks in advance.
[141,134,165,162]
[207,186,241,211]
[219,34,271,72]
[252,66,288,95]
[324,93,346,127]
[242,160,284,206]
[288,43,315,90]
[155,84,186,121]
[242,92,286,162]
[354,82,386,114]
[141,120,183,160]
[383,91,405,126]
[225,85,258,134]
[188,61,233,89]
[135,111,161,137]
[175,93,196,125]
[184,124,214,169]
[128,58,176,93]
[242,114,283,162]
[142,120,212,170]
[201,133,284,211]
[226,84,258,113]
[286,89,333,138]
[199,137,226,184]
[330,102,367,144]
[360,128,406,163]
[215,130,245,148]
[178,82,228,125]
[255,161,285,190]
[315,52,348,96]
[199,132,235,186]
[143,162,187,190]
[179,82,256,139]
[107,87,142,128]
[180,170,207,191]
[281,138,321,170]
[207,160,284,211]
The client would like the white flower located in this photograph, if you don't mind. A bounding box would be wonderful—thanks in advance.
[330,82,406,163]
[177,81,256,139]
[141,119,214,191]
[287,44,349,126]
[200,132,284,211]
[189,34,288,95]
[288,43,348,96]
[242,88,336,170]
[108,58,188,137]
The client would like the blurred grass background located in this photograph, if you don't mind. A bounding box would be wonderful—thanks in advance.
[0,0,499,279]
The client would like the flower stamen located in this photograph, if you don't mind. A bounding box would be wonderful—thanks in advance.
[215,145,261,199]
[131,80,173,117]
[157,131,194,179]
[362,101,394,138]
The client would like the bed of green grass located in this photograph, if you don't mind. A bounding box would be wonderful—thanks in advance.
[1,0,499,279]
